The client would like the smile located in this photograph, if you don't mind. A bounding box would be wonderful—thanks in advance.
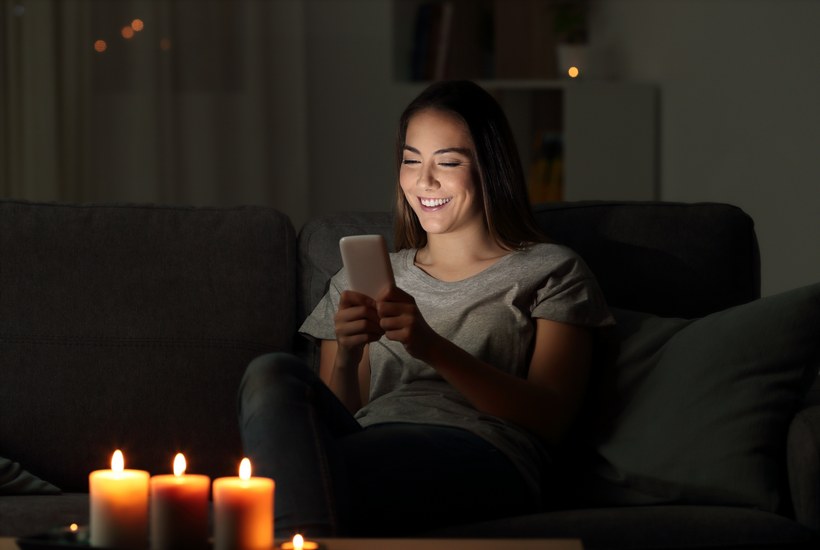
[419,197,452,208]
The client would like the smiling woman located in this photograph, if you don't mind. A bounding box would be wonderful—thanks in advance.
[399,109,482,239]
[393,81,546,253]
[238,80,615,538]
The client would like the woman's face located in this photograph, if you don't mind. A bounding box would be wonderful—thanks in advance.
[399,109,483,239]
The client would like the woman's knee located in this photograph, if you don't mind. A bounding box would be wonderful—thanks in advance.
[238,352,314,408]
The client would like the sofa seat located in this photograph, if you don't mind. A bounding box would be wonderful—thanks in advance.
[433,506,817,550]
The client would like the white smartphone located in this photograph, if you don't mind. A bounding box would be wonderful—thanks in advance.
[339,234,395,299]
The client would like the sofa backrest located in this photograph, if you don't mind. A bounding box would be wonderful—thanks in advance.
[296,201,760,370]
[530,201,761,317]
[0,200,296,491]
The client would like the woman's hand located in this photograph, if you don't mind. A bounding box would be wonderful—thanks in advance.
[376,286,442,362]
[334,290,384,368]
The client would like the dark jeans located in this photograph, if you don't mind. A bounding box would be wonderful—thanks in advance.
[238,352,537,538]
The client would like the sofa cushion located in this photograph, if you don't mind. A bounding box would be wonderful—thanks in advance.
[573,282,820,513]
[532,201,760,318]
[0,457,59,495]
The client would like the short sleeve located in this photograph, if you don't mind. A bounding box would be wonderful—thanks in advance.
[531,250,614,328]
[298,268,348,343]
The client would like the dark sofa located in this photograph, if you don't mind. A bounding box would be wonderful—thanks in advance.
[1,198,819,550]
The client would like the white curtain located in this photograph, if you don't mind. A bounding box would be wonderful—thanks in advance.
[1,0,308,218]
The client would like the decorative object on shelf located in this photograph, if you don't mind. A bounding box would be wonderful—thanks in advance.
[554,0,588,79]
[528,131,564,203]
[409,0,492,81]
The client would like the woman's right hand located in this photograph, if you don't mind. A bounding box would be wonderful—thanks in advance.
[333,290,384,367]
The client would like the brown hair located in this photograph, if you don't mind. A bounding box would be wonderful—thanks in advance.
[393,80,547,251]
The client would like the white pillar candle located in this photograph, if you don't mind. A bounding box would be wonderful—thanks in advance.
[213,458,275,550]
[150,453,210,549]
[88,450,150,549]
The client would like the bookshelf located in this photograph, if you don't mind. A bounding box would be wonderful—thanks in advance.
[392,0,658,202]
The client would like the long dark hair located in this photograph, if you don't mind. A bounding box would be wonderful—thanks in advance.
[393,80,547,251]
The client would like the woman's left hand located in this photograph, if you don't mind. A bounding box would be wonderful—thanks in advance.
[376,286,440,361]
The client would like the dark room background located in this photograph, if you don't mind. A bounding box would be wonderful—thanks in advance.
[2,0,819,296]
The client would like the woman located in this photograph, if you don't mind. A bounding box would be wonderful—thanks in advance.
[239,80,613,538]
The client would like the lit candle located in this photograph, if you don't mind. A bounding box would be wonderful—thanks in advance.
[280,533,321,550]
[149,453,210,549]
[88,450,150,549]
[213,458,275,550]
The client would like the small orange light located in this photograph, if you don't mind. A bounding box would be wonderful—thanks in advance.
[131,18,144,32]
[93,40,107,53]
[281,533,319,550]
[69,523,79,533]
[568,66,580,78]
[121,26,135,39]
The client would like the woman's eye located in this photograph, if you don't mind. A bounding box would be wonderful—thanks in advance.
[439,161,462,167]
[402,159,420,165]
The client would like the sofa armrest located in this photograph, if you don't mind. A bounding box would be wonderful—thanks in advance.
[788,404,820,530]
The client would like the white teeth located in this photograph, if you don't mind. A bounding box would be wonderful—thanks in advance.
[420,197,452,207]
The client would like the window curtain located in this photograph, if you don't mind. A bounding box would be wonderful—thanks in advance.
[1,0,305,211]
[1,0,90,200]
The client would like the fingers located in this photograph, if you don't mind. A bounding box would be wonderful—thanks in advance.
[335,290,384,349]
[339,289,376,309]
[377,285,412,303]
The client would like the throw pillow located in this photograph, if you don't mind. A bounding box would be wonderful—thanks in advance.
[573,282,820,513]
[0,456,61,495]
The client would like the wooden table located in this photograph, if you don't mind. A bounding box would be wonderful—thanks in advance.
[1,537,583,550]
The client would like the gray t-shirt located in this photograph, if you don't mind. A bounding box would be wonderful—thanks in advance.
[299,243,613,497]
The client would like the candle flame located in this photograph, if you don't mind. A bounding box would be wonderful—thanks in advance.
[111,450,124,473]
[69,523,79,533]
[239,457,251,480]
[293,534,304,550]
[173,453,186,476]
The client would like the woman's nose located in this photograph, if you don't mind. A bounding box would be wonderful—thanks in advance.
[418,166,440,189]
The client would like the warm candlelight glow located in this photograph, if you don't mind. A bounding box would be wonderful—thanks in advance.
[131,18,144,32]
[90,450,149,548]
[239,458,251,481]
[281,534,319,550]
[568,66,580,78]
[111,450,124,473]
[150,455,210,549]
[173,453,186,477]
[69,523,79,533]
[213,460,274,550]
[93,39,107,53]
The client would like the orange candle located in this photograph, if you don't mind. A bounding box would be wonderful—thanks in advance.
[213,458,275,550]
[88,450,149,549]
[150,453,210,549]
